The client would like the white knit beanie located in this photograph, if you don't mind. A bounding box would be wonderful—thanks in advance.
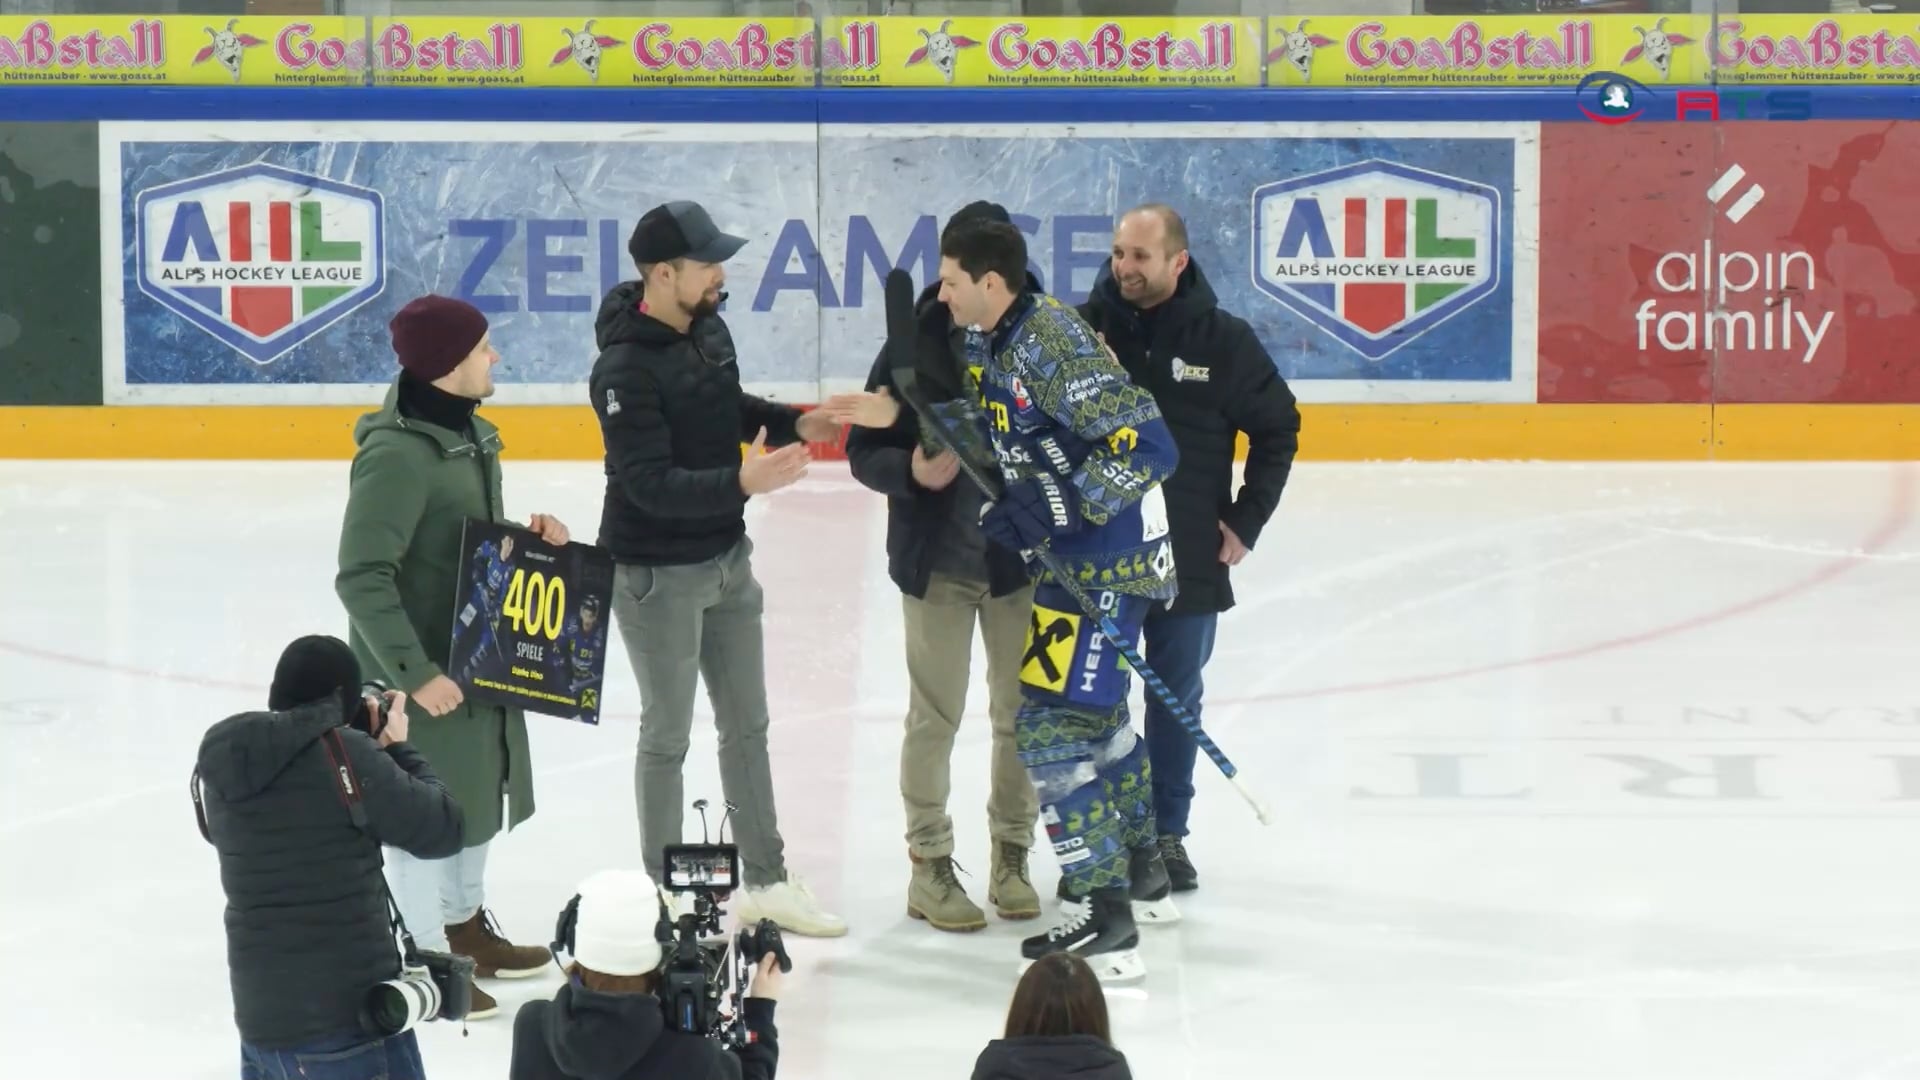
[571,869,666,977]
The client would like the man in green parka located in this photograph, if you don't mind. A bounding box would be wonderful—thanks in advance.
[336,294,573,1020]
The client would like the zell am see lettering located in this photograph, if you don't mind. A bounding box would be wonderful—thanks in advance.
[1709,19,1920,73]
[0,19,163,73]
[451,211,1117,314]
[137,163,385,365]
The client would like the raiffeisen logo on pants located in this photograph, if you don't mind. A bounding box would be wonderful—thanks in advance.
[1633,162,1833,365]
[135,162,386,365]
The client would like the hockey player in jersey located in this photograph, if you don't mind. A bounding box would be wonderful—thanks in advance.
[933,219,1180,983]
[454,532,516,683]
[552,595,608,720]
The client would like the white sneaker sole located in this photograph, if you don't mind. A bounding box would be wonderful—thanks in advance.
[1019,946,1146,984]
[739,904,848,938]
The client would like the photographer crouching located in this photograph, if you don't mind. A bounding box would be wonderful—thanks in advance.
[511,865,785,1080]
[192,635,469,1078]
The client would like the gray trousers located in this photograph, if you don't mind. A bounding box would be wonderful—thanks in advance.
[611,536,786,888]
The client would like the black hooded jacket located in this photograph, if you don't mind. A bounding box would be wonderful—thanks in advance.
[971,1036,1133,1080]
[1078,258,1302,615]
[589,281,807,565]
[845,279,1034,600]
[511,982,778,1080]
[194,699,465,1049]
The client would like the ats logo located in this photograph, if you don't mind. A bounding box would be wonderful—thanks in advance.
[1250,160,1499,361]
[135,163,385,365]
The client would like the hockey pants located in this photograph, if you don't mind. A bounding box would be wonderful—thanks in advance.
[1015,578,1157,898]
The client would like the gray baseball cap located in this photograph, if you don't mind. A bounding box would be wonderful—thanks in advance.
[628,200,747,266]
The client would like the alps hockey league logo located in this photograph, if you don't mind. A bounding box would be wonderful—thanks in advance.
[135,163,386,365]
[1250,160,1499,362]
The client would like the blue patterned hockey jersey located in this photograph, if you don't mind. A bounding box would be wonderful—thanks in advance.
[969,291,1179,601]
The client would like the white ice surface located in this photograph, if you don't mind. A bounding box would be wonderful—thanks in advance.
[4,460,1920,1080]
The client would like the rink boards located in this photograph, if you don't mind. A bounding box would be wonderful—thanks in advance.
[2,86,1918,459]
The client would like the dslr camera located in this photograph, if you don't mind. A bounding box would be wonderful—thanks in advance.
[343,679,473,1037]
[361,934,476,1036]
[656,801,791,1047]
[350,679,399,740]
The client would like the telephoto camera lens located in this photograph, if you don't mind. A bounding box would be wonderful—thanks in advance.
[361,965,442,1036]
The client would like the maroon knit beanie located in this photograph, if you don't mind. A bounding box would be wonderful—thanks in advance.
[389,295,489,381]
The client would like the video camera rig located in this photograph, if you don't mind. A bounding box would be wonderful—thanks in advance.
[552,799,791,1048]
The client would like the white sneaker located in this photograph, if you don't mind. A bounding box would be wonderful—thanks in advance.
[733,874,848,938]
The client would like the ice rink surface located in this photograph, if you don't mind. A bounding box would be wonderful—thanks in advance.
[4,459,1919,1080]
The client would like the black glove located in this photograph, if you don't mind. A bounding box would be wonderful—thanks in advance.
[981,474,1079,551]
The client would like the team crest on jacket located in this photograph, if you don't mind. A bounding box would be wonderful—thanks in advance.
[135,162,387,365]
[1250,159,1500,362]
[1011,376,1034,412]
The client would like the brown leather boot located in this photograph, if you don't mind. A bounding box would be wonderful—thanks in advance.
[446,909,550,979]
[466,981,499,1020]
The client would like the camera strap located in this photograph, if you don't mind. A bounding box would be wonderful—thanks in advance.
[317,729,419,952]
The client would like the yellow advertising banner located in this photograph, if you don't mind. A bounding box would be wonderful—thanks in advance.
[1261,15,1709,87]
[0,15,367,85]
[1707,15,1920,84]
[824,16,1262,87]
[367,16,819,87]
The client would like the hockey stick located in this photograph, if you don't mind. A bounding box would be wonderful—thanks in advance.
[883,269,1272,826]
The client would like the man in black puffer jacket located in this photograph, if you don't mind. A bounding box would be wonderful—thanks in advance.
[1078,204,1301,895]
[194,635,465,1078]
[587,200,889,940]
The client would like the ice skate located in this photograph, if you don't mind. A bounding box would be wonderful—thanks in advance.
[1056,843,1181,926]
[1021,886,1144,984]
[1126,840,1181,925]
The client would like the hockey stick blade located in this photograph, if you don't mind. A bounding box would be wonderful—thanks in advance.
[882,329,1271,825]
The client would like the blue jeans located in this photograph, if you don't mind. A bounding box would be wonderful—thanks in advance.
[1141,607,1218,839]
[241,1030,424,1080]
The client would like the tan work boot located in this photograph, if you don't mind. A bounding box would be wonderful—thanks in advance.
[446,909,550,979]
[988,841,1041,920]
[907,852,988,932]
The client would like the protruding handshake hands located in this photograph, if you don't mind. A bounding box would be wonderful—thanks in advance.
[739,388,901,496]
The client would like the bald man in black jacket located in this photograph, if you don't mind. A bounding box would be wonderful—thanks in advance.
[1078,204,1301,894]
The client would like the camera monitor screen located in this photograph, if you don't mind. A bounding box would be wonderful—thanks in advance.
[664,843,739,891]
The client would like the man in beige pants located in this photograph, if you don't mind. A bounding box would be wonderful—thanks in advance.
[847,202,1043,931]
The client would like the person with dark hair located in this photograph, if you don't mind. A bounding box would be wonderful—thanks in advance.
[510,868,783,1080]
[193,635,466,1080]
[971,953,1132,1080]
[337,293,575,1018]
[930,218,1180,982]
[845,201,1043,933]
[588,200,891,938]
[1078,203,1301,896]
